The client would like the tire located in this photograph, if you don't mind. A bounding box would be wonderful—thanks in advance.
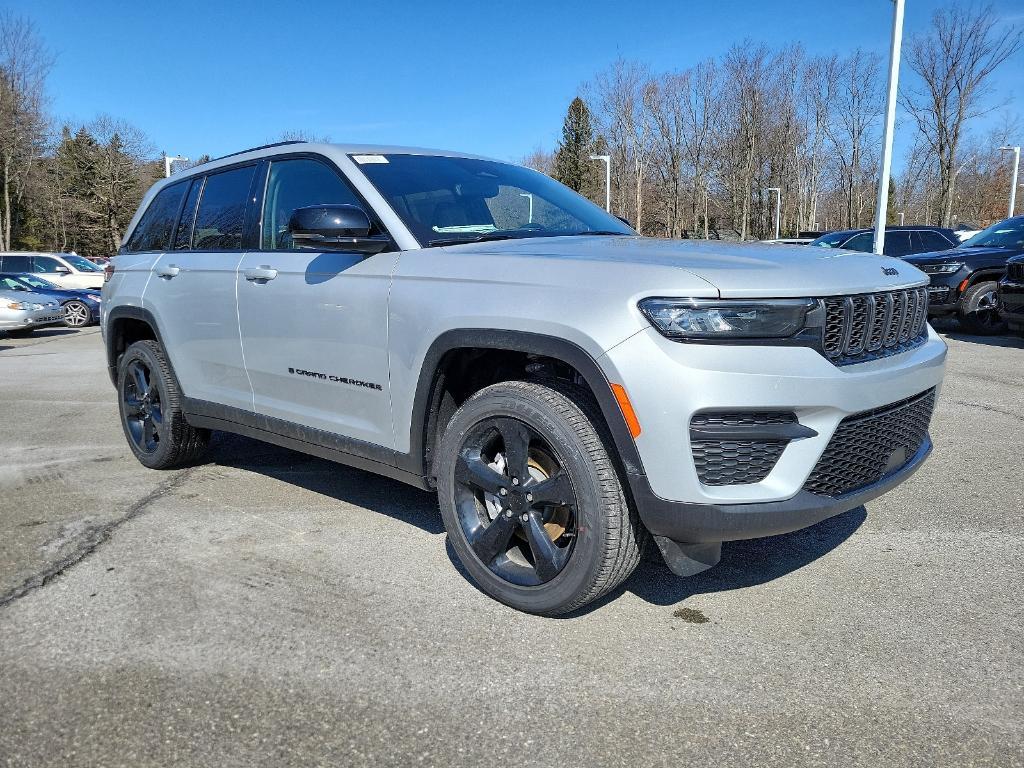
[117,339,210,469]
[436,379,643,616]
[62,300,91,328]
[957,281,1006,335]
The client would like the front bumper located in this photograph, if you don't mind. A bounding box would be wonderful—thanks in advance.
[0,308,63,331]
[998,278,1024,328]
[599,325,946,542]
[923,271,965,314]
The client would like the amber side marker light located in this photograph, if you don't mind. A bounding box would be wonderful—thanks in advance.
[958,278,969,293]
[610,383,642,439]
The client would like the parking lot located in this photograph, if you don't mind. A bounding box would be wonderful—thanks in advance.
[0,324,1021,767]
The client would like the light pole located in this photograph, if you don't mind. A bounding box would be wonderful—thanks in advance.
[590,154,611,212]
[519,192,534,224]
[999,146,1020,218]
[873,0,905,255]
[164,154,189,178]
[765,187,781,240]
[898,211,905,225]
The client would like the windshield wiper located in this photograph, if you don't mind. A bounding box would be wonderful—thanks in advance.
[568,230,629,236]
[427,233,518,247]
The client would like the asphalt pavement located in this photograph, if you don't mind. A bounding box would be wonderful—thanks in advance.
[1,323,1022,767]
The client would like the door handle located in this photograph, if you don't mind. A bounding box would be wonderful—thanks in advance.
[244,266,278,283]
[156,264,180,279]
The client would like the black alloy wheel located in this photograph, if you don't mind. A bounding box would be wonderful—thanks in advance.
[453,416,579,586]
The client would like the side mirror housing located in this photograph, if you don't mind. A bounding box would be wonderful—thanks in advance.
[288,205,389,255]
[54,265,71,274]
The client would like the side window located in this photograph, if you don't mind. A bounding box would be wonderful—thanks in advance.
[842,233,873,252]
[125,182,188,253]
[173,178,203,250]
[261,158,363,250]
[34,256,62,273]
[192,165,257,250]
[1,254,31,272]
[884,231,913,257]
[918,230,953,252]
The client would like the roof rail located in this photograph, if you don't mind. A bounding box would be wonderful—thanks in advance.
[204,140,307,165]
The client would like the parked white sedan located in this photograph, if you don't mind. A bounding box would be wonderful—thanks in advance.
[0,289,63,336]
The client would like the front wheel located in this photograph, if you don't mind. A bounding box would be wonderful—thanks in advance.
[62,300,91,328]
[435,380,643,615]
[958,281,1006,335]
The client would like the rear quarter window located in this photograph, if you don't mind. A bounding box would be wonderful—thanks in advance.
[125,182,189,253]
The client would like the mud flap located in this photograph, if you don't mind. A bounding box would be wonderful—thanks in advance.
[653,536,721,577]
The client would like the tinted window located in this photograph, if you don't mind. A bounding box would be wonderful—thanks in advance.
[884,231,913,256]
[917,230,953,253]
[34,256,63,273]
[192,165,256,250]
[262,158,363,250]
[1,255,31,272]
[174,179,203,250]
[126,183,188,253]
[842,233,873,252]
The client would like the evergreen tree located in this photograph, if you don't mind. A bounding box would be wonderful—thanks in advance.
[553,97,597,198]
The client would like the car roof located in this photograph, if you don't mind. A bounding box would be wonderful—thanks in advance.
[824,226,955,238]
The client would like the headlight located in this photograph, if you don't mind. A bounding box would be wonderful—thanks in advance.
[638,298,817,339]
[5,301,42,311]
[918,262,964,275]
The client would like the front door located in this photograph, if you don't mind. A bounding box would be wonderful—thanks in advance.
[237,156,395,449]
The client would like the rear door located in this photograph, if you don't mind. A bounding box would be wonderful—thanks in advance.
[236,155,397,448]
[144,166,257,412]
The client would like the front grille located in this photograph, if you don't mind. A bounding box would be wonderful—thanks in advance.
[803,389,936,497]
[822,288,929,365]
[691,411,794,485]
[1008,262,1024,282]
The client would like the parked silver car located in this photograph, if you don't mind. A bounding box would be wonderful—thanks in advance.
[0,289,63,336]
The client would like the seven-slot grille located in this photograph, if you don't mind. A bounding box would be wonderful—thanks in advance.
[803,388,935,498]
[822,287,929,365]
[1007,261,1024,282]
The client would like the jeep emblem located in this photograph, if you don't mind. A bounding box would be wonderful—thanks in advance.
[882,266,899,276]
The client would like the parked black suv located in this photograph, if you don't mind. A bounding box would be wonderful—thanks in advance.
[808,226,959,257]
[998,253,1024,334]
[904,216,1024,335]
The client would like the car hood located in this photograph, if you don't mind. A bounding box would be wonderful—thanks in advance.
[446,235,926,297]
[0,289,60,306]
[904,246,1018,264]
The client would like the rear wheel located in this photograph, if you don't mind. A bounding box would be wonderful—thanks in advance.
[62,300,91,328]
[958,281,1006,335]
[117,340,209,469]
[436,380,642,615]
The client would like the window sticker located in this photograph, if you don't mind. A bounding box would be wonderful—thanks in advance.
[352,154,389,164]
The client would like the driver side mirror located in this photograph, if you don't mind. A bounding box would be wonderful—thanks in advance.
[288,205,389,255]
[54,265,71,274]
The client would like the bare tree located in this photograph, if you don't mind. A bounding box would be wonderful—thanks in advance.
[902,3,1023,226]
[0,12,52,250]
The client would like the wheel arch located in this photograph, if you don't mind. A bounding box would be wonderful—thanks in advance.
[406,329,645,484]
[104,305,165,386]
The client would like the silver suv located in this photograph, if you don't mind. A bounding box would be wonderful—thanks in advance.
[103,142,947,615]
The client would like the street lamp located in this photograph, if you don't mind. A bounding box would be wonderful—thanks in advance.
[765,187,781,240]
[999,146,1020,218]
[519,193,534,224]
[898,211,905,225]
[164,154,189,178]
[589,154,611,212]
[873,0,905,255]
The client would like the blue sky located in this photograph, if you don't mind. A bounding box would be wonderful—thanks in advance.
[6,0,1024,164]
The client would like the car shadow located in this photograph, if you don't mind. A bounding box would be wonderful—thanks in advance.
[206,432,866,614]
[931,317,1024,348]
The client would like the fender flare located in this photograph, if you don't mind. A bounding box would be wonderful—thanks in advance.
[405,329,645,482]
[104,305,166,386]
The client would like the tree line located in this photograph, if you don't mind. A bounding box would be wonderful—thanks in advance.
[535,3,1022,239]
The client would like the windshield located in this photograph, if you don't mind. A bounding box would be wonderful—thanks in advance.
[62,254,102,272]
[0,276,30,291]
[17,275,57,290]
[809,231,856,248]
[352,154,634,247]
[961,217,1024,249]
